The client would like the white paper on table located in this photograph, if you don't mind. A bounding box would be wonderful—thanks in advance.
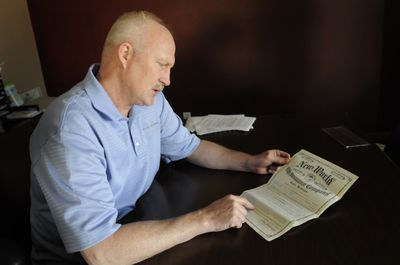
[185,114,256,135]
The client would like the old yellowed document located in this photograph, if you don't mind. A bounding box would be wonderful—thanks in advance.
[241,149,358,241]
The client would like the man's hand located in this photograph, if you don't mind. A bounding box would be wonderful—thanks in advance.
[247,149,291,174]
[199,195,255,232]
[188,140,291,174]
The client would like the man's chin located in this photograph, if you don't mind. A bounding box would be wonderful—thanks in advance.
[144,97,156,106]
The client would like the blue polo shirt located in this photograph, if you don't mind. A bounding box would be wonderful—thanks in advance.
[30,64,200,261]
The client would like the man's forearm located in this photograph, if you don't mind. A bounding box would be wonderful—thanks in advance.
[81,193,253,265]
[187,140,252,172]
[81,210,208,265]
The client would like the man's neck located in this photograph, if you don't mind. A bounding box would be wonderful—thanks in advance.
[97,66,132,117]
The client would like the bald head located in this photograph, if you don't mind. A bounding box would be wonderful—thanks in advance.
[98,10,175,115]
[102,10,170,59]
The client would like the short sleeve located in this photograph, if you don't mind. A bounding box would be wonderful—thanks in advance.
[32,129,120,253]
[158,94,200,162]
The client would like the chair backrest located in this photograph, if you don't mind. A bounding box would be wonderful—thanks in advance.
[0,118,38,264]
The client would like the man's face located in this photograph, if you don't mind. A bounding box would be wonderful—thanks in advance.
[123,23,176,106]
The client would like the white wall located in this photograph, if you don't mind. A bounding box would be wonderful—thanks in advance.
[0,0,46,96]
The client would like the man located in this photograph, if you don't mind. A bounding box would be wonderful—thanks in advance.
[30,10,290,264]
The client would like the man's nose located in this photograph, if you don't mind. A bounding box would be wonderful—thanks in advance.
[160,69,171,87]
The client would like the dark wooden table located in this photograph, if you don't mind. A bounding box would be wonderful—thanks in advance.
[129,115,400,265]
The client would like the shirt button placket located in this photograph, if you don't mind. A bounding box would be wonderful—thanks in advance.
[130,129,142,156]
[125,119,137,155]
[128,116,144,158]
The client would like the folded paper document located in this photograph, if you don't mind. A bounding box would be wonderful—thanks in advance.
[241,149,358,241]
[185,114,256,135]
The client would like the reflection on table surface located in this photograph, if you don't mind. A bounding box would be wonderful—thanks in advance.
[123,115,400,265]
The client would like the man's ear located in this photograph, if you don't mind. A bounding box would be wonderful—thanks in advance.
[118,42,133,68]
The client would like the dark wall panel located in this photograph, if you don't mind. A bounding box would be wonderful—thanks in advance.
[27,0,384,130]
[380,0,400,131]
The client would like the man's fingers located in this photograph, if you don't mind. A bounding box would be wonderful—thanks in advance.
[271,150,291,164]
[277,150,291,158]
[230,213,246,229]
[204,195,255,232]
[267,164,285,174]
[233,195,255,210]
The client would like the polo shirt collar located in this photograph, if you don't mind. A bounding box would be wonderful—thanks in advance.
[84,64,129,121]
